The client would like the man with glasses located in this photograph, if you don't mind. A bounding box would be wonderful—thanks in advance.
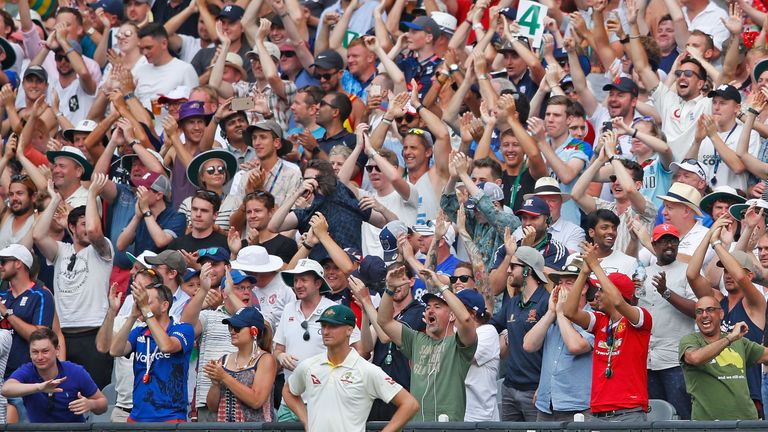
[522,255,594,421]
[181,264,255,422]
[167,189,229,254]
[680,297,768,420]
[2,328,108,423]
[309,49,365,128]
[33,175,114,389]
[273,259,362,421]
[563,243,652,422]
[636,224,697,419]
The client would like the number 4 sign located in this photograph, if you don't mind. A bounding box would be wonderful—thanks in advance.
[516,0,549,49]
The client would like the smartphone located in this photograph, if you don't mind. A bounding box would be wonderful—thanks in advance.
[231,97,255,112]
[602,121,613,132]
[369,85,381,98]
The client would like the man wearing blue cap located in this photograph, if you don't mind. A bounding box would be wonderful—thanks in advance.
[285,304,419,432]
[397,16,442,99]
[181,265,255,421]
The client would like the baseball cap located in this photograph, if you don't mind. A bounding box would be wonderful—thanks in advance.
[126,250,156,268]
[182,268,200,282]
[0,244,33,268]
[350,256,386,286]
[606,272,635,302]
[145,250,187,275]
[222,306,265,332]
[220,269,257,288]
[602,76,639,97]
[652,224,681,242]
[218,4,244,21]
[512,246,547,282]
[89,0,124,20]
[63,120,98,143]
[312,49,345,70]
[317,304,357,327]
[403,16,441,38]
[456,289,487,316]
[23,65,47,82]
[670,159,707,181]
[716,250,758,274]
[380,221,409,262]
[157,85,191,105]
[132,172,172,200]
[547,254,582,285]
[477,182,504,202]
[515,196,550,217]
[430,12,456,36]
[343,247,362,264]
[708,84,741,103]
[196,247,231,263]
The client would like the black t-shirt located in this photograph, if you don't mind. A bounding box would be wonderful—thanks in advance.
[241,234,298,265]
[502,167,536,212]
[167,231,229,253]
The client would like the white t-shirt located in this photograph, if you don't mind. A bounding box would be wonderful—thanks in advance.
[598,249,639,276]
[464,323,500,421]
[359,186,419,258]
[251,274,296,332]
[133,58,199,109]
[651,83,712,162]
[698,124,760,193]
[178,34,214,64]
[640,221,711,267]
[273,297,361,379]
[409,173,439,224]
[52,240,113,328]
[53,78,95,126]
[288,348,401,432]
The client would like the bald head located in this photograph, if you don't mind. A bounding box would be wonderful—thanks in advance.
[695,296,723,337]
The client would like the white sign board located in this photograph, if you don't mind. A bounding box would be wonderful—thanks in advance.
[516,0,549,49]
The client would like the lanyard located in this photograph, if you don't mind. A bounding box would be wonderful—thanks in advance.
[508,161,527,208]
[711,124,738,183]
[267,160,284,194]
[143,328,159,384]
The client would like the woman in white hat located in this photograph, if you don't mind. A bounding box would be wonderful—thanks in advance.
[179,149,240,230]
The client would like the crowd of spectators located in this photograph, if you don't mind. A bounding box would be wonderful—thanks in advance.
[1,0,768,427]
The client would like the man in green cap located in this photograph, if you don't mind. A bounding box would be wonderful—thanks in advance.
[283,304,419,432]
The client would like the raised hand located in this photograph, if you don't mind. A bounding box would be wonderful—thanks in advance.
[108,282,123,314]
[348,275,371,305]
[308,212,329,236]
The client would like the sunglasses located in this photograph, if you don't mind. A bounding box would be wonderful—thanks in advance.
[301,320,310,341]
[694,306,722,316]
[11,174,29,181]
[199,247,221,257]
[281,51,296,58]
[205,165,226,175]
[365,165,381,173]
[396,114,416,123]
[228,324,245,333]
[0,258,16,266]
[54,53,69,62]
[116,29,134,39]
[674,69,701,79]
[319,100,338,109]
[196,189,219,200]
[316,72,337,81]
[450,275,473,283]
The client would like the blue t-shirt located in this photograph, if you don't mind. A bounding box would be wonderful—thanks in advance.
[108,183,138,269]
[412,254,462,302]
[133,206,187,254]
[0,285,54,377]
[11,360,98,423]
[128,318,195,422]
[552,138,591,225]
[636,155,672,209]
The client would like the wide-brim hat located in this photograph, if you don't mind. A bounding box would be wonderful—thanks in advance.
[658,182,703,217]
[547,254,581,285]
[523,177,571,201]
[754,58,768,83]
[186,149,238,188]
[281,258,332,294]
[700,186,745,216]
[0,38,16,70]
[47,145,93,180]
[729,198,768,221]
[231,245,284,273]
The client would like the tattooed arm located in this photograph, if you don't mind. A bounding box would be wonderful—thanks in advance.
[456,204,493,312]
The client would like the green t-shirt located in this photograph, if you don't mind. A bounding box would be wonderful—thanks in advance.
[679,332,764,420]
[399,326,477,422]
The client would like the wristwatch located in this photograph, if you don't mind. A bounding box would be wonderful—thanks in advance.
[449,64,459,73]
[143,211,152,218]
[143,310,155,320]
[87,27,95,36]
[660,289,672,300]
[2,309,13,319]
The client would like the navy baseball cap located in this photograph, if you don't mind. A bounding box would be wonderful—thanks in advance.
[602,77,639,97]
[220,269,256,288]
[197,247,231,263]
[222,306,265,332]
[457,289,487,316]
[218,4,244,21]
[89,0,124,20]
[351,256,387,286]
[403,16,442,38]
[515,196,551,217]
[708,84,741,103]
[380,221,409,262]
[182,268,200,282]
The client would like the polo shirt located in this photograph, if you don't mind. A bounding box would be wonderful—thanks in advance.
[0,285,54,377]
[288,348,402,432]
[127,318,194,421]
[651,82,712,162]
[11,360,98,423]
[536,305,594,414]
[492,285,550,391]
[273,297,361,379]
[683,1,729,49]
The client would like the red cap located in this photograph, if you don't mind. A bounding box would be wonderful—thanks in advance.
[608,272,635,302]
[278,42,296,52]
[652,224,681,242]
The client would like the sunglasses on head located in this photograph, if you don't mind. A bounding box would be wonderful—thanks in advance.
[301,320,310,341]
[450,275,473,283]
[199,247,221,257]
[205,165,226,175]
[674,69,701,79]
[365,165,381,173]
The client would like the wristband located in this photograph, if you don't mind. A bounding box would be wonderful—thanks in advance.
[711,240,723,248]
[725,335,732,346]
[123,92,136,101]
[438,285,450,293]
[302,241,314,250]
[631,128,638,138]
[619,35,630,44]
[384,288,396,296]
[381,117,393,125]
[477,74,489,80]
[472,23,484,31]
[748,107,761,115]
